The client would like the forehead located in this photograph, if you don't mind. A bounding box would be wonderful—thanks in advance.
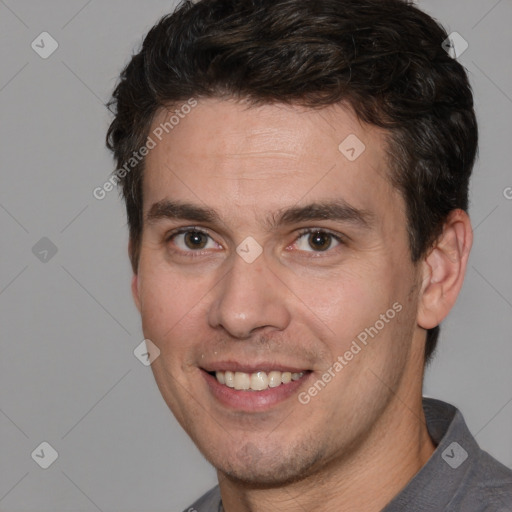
[142,98,400,227]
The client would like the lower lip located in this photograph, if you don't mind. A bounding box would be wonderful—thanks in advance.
[201,370,311,412]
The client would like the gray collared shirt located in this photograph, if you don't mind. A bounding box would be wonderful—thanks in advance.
[183,398,512,511]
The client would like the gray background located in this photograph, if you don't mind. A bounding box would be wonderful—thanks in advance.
[0,0,510,510]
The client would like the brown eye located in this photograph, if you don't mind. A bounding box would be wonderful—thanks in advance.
[308,231,332,251]
[183,231,208,249]
[292,229,344,254]
[168,229,219,254]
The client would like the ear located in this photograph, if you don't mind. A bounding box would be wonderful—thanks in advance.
[129,239,141,312]
[417,209,473,330]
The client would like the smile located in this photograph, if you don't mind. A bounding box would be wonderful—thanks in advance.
[202,367,312,411]
[213,370,305,391]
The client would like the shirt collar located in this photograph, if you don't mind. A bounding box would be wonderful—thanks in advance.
[382,397,479,511]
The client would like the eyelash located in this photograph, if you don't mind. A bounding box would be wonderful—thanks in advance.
[165,227,346,258]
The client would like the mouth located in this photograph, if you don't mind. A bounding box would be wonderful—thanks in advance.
[200,365,312,411]
[209,369,306,391]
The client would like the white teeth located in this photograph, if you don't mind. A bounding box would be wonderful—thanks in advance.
[225,371,235,388]
[250,371,268,391]
[268,371,282,388]
[281,372,292,384]
[213,370,305,391]
[234,372,251,390]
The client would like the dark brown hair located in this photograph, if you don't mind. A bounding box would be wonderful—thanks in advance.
[106,0,478,364]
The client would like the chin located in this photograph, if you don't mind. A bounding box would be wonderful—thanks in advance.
[209,440,327,488]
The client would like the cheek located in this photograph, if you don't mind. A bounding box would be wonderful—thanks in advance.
[310,263,411,361]
[293,264,392,331]
[137,264,209,346]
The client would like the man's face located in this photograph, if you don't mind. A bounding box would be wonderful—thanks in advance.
[134,98,424,484]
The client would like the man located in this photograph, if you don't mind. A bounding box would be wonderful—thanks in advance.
[106,0,512,510]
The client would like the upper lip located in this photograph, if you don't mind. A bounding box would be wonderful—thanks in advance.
[201,361,310,374]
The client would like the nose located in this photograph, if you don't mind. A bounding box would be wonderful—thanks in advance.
[207,251,292,339]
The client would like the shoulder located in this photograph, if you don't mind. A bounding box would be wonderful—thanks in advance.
[182,485,221,512]
[450,449,512,511]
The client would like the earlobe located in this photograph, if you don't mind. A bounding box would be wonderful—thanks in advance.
[417,209,473,330]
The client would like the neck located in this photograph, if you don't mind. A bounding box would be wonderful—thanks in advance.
[218,373,435,512]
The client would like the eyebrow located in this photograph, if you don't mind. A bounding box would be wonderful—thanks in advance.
[145,199,375,231]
